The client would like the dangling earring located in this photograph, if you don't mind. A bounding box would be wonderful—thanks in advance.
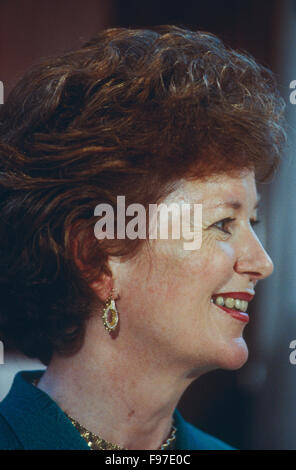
[102,288,119,333]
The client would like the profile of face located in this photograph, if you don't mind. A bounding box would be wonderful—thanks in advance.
[108,170,274,377]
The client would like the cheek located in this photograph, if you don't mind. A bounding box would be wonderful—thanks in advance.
[218,241,236,267]
[154,235,236,291]
[197,240,236,289]
[138,239,201,303]
[120,240,187,302]
[128,237,236,303]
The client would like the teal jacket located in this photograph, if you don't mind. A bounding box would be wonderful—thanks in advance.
[0,370,233,450]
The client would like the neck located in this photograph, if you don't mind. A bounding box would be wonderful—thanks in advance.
[37,316,202,450]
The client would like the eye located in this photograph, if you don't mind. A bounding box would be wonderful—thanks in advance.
[212,218,235,235]
[212,217,261,235]
[250,218,261,228]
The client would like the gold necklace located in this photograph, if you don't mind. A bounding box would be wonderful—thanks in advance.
[32,379,177,450]
[67,413,177,450]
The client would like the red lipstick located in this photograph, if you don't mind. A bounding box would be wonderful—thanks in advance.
[215,305,249,323]
[212,292,254,302]
[211,292,254,323]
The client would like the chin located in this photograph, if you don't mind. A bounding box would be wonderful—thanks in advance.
[216,337,249,371]
[186,337,249,378]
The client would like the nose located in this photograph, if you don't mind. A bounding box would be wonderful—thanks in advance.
[234,229,274,281]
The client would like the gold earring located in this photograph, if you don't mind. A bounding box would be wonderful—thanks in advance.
[102,289,119,333]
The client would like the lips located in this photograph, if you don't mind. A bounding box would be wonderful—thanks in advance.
[211,291,254,323]
[212,292,254,302]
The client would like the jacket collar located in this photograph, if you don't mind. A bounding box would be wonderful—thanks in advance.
[0,369,193,450]
[0,370,89,450]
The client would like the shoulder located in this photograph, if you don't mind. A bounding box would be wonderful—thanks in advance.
[0,369,46,450]
[0,413,23,450]
[181,419,235,450]
[0,369,89,450]
[174,409,235,450]
[0,370,34,450]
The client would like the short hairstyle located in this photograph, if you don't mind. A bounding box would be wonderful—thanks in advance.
[0,25,286,364]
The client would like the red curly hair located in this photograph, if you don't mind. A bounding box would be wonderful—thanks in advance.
[0,26,286,364]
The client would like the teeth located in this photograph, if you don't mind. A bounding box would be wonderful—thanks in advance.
[224,297,235,308]
[215,296,224,306]
[212,296,248,312]
[240,300,248,312]
[234,299,242,310]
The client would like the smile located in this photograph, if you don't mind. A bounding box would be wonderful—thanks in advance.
[211,292,254,323]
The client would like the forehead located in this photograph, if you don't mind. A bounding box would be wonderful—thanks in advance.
[165,170,258,209]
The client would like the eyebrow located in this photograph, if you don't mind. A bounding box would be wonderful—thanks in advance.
[211,195,261,210]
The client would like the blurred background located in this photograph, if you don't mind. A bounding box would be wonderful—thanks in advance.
[0,0,296,450]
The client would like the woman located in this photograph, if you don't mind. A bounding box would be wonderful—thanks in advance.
[0,25,286,450]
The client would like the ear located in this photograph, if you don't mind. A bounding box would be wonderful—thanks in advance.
[70,221,115,303]
[90,255,123,303]
[90,274,114,303]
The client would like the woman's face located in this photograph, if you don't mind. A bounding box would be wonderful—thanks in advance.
[110,170,273,376]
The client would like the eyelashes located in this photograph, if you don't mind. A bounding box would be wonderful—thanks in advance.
[212,218,261,235]
[250,219,261,227]
[212,217,235,235]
